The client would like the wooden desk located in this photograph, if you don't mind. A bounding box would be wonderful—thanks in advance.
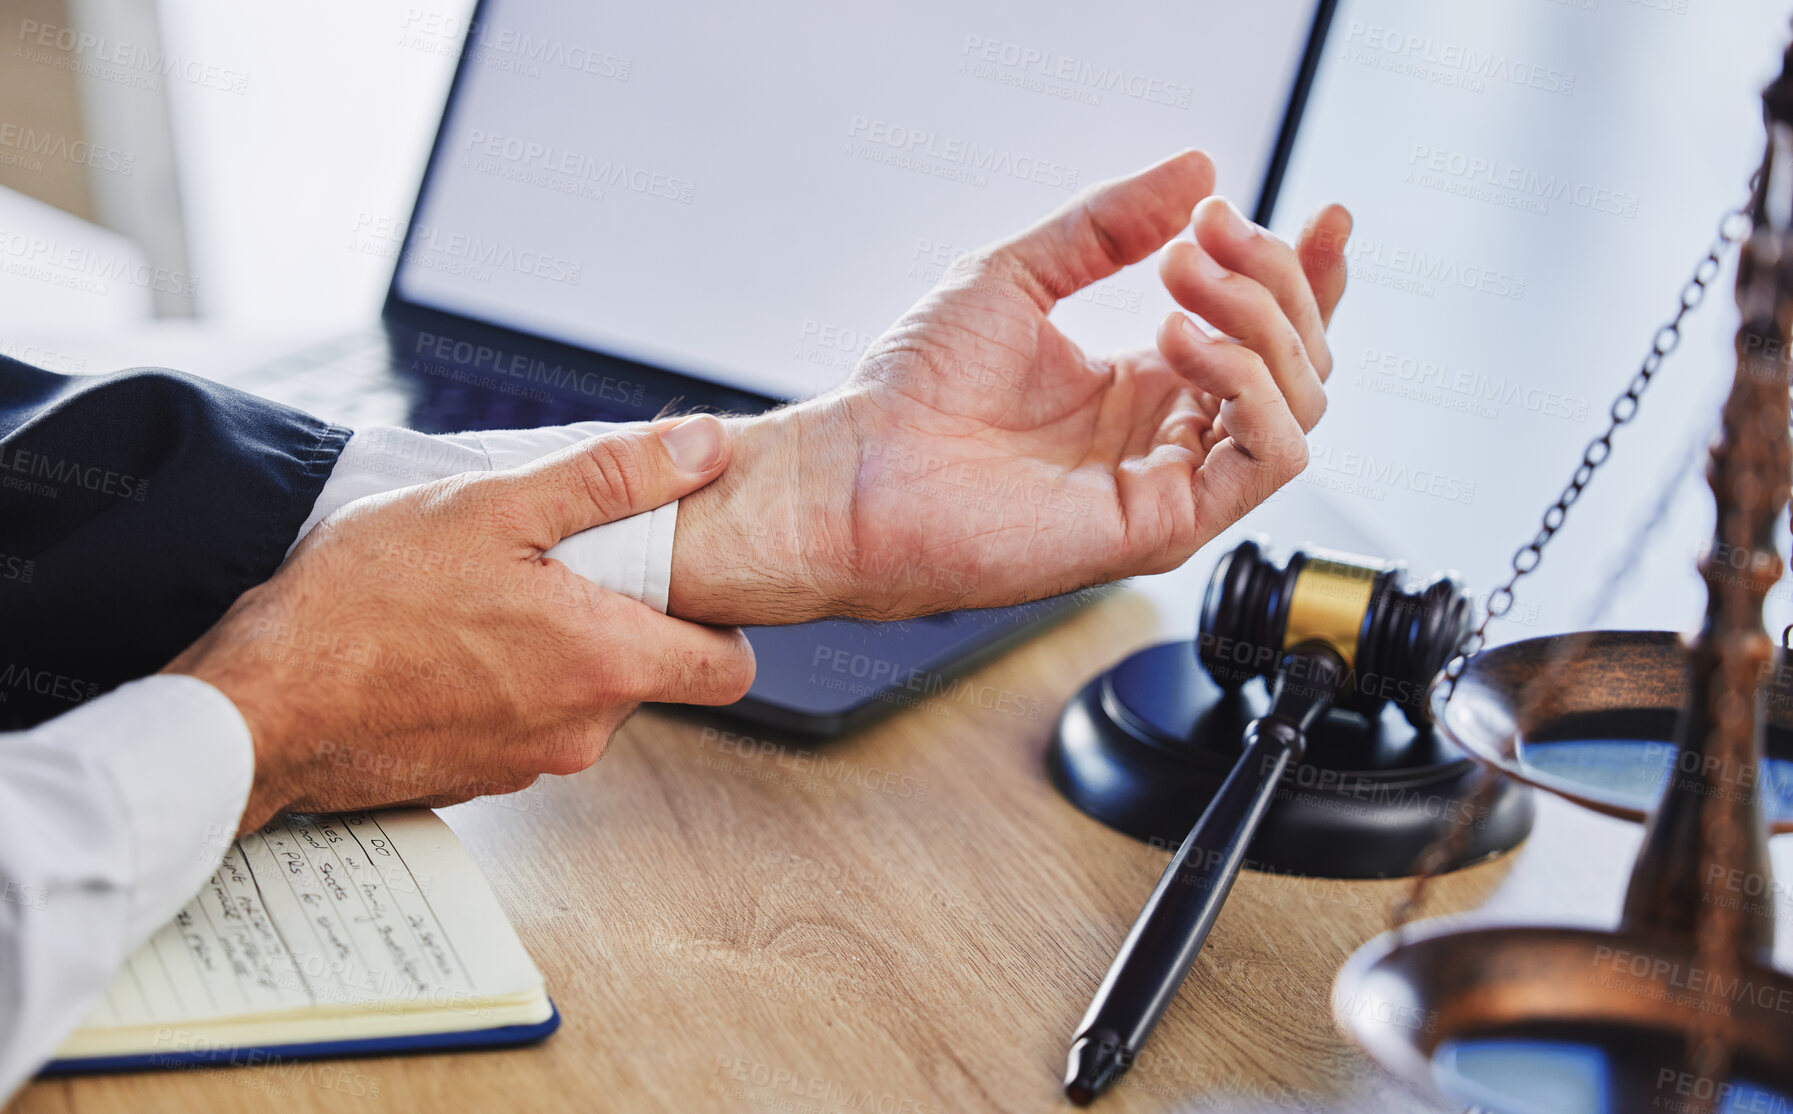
[10,589,1665,1114]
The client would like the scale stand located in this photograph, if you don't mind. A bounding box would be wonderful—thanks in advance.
[1332,38,1793,1114]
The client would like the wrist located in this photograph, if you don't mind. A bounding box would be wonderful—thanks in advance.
[162,588,305,832]
[668,394,865,624]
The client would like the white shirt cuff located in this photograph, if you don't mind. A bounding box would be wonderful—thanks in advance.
[295,424,678,612]
[27,675,253,944]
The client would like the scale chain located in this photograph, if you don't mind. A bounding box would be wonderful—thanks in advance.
[1434,203,1756,705]
[1394,199,1754,931]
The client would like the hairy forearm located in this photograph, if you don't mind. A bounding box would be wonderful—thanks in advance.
[667,396,863,625]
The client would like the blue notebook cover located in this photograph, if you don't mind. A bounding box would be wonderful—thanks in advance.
[40,1003,559,1076]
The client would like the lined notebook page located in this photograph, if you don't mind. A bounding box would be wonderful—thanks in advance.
[75,809,543,1031]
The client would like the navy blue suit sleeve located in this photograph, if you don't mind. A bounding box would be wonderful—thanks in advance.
[0,356,350,730]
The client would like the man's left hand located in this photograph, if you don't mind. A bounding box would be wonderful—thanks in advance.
[670,150,1350,622]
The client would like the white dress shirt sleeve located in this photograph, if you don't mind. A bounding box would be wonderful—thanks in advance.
[292,422,677,612]
[0,675,252,1102]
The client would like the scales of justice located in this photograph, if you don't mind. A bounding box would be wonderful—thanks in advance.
[1045,34,1793,1114]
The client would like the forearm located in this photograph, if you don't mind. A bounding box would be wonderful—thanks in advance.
[0,677,250,1098]
[667,396,862,625]
[0,361,347,731]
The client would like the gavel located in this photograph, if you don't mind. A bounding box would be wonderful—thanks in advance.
[1065,540,1471,1103]
[1198,539,1471,722]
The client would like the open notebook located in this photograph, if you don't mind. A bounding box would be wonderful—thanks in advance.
[44,809,557,1073]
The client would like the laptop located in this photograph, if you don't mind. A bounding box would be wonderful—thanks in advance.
[237,0,1339,736]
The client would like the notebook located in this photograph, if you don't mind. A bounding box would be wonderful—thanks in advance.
[43,809,558,1074]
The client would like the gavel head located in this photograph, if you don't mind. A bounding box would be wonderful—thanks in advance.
[1196,539,1470,726]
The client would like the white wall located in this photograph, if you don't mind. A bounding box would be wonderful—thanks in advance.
[1267,0,1793,643]
[156,0,475,328]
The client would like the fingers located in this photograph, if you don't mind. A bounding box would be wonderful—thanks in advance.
[1155,313,1308,526]
[607,599,757,706]
[1159,237,1328,431]
[1298,203,1353,328]
[988,149,1215,310]
[492,414,731,547]
[1191,196,1331,380]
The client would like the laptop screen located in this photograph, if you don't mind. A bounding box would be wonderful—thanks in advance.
[394,0,1324,402]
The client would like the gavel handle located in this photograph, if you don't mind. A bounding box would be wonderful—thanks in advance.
[1066,644,1346,1100]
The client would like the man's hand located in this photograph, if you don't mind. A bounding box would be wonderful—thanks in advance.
[164,415,755,832]
[671,150,1351,622]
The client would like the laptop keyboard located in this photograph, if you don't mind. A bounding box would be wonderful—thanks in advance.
[232,329,413,429]
[237,328,664,434]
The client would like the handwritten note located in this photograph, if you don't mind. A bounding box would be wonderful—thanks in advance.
[84,812,487,1028]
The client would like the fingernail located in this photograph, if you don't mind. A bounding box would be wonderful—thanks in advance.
[1311,204,1352,252]
[1196,247,1229,281]
[661,414,724,471]
[1222,197,1265,238]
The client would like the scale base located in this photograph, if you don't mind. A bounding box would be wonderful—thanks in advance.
[1047,640,1533,879]
[1336,921,1793,1113]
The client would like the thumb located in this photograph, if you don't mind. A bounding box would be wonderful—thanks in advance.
[986,148,1214,311]
[495,414,730,546]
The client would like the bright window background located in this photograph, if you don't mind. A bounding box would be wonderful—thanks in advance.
[3,0,1793,645]
[158,0,472,329]
[1269,0,1793,641]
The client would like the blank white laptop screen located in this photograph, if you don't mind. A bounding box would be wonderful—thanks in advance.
[396,0,1321,401]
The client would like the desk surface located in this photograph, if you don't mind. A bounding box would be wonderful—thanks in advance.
[10,587,1671,1114]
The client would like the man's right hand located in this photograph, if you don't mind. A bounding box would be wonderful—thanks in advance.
[163,415,755,833]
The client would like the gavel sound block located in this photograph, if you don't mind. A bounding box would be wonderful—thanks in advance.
[1048,539,1533,879]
